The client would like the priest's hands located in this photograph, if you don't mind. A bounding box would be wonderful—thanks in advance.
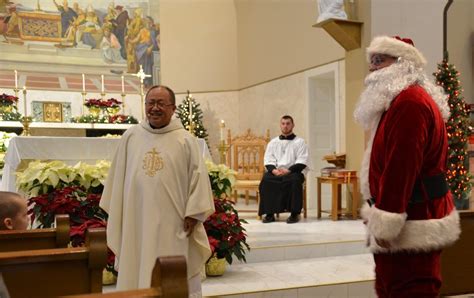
[271,168,290,176]
[184,217,198,237]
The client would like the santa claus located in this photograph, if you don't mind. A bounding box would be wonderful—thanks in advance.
[354,36,461,297]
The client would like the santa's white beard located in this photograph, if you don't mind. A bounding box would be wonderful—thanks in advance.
[353,60,449,130]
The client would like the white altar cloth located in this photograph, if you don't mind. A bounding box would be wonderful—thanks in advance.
[1,136,211,192]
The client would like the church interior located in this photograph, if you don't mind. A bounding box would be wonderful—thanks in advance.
[0,0,473,297]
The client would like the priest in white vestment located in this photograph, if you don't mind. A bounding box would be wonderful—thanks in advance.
[100,85,215,297]
[258,115,309,223]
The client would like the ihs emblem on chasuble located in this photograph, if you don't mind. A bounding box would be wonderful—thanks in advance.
[142,148,164,177]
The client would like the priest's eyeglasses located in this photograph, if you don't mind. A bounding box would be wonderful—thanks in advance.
[145,101,174,109]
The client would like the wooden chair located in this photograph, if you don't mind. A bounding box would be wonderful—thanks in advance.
[226,129,270,205]
[0,227,107,298]
[0,214,70,252]
[64,256,188,298]
[440,210,474,296]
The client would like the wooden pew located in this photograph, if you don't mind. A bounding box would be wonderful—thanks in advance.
[0,214,70,252]
[0,227,107,298]
[440,210,474,296]
[65,256,189,298]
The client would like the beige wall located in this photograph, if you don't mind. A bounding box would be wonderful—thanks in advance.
[448,0,473,103]
[371,0,445,75]
[370,0,473,103]
[235,0,345,89]
[344,0,371,172]
[160,0,238,92]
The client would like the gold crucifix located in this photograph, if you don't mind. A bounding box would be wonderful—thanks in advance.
[133,65,152,120]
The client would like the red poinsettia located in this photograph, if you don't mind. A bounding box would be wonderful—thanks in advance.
[28,186,116,273]
[0,93,18,105]
[85,98,122,108]
[204,197,250,264]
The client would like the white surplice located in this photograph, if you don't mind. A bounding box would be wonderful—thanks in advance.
[263,136,309,170]
[100,118,215,293]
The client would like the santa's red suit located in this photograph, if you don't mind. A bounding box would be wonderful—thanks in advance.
[355,36,461,297]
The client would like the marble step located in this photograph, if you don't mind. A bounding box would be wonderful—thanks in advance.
[202,254,376,298]
[240,217,368,263]
[244,239,368,264]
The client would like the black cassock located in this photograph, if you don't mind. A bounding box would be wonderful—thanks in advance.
[258,165,305,216]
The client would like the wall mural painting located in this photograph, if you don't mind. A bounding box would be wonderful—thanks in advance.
[0,0,159,86]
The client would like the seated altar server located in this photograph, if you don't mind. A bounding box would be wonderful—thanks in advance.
[100,85,214,298]
[258,115,309,224]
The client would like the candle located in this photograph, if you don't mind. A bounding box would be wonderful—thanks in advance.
[188,95,193,120]
[101,75,104,93]
[22,86,27,116]
[121,75,125,93]
[220,120,225,141]
[14,70,18,89]
[82,74,85,92]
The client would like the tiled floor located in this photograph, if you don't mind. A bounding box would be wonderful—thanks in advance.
[202,254,375,297]
[202,216,374,297]
[240,212,366,248]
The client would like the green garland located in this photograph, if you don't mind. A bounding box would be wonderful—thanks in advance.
[71,114,138,124]
[0,111,22,121]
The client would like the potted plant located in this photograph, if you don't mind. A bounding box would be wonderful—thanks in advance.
[0,94,21,121]
[17,160,117,282]
[0,131,16,176]
[85,99,103,116]
[204,160,250,276]
[103,98,122,115]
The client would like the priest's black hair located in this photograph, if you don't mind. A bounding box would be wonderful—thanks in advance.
[145,85,176,105]
[281,115,294,124]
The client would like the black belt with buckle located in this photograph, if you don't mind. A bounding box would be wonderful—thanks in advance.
[368,173,449,206]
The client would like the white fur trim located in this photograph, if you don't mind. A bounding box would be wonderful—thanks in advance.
[367,36,427,69]
[365,209,460,254]
[361,203,407,241]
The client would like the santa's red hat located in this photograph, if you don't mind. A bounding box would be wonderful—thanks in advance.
[367,35,427,68]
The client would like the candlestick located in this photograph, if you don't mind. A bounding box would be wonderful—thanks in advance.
[14,70,18,89]
[20,86,31,136]
[121,92,126,113]
[188,93,193,134]
[220,120,225,141]
[121,75,125,93]
[101,75,104,93]
[81,91,87,115]
[82,74,86,92]
[20,116,32,136]
[217,141,230,165]
[22,86,27,116]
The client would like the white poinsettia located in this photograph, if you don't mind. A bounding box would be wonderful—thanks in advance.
[205,159,237,198]
[16,160,111,197]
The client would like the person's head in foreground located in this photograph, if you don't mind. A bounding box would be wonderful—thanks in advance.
[0,192,29,230]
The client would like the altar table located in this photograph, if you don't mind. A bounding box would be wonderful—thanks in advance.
[1,136,211,191]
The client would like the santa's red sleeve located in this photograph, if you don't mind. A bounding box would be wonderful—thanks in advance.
[363,90,430,241]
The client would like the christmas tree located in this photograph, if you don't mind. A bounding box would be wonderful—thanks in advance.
[434,59,472,209]
[176,91,209,141]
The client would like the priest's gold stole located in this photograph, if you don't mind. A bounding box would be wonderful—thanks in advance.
[43,102,63,122]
